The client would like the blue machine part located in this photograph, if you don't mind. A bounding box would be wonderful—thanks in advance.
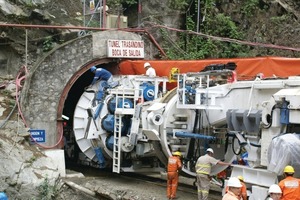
[241,152,249,166]
[105,135,114,151]
[140,82,155,101]
[107,98,117,114]
[167,131,216,140]
[102,114,115,133]
[185,85,196,94]
[101,114,131,135]
[107,97,134,114]
[117,98,134,109]
[94,147,105,168]
[280,100,289,124]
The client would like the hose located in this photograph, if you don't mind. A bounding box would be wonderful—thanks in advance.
[232,135,242,155]
[15,65,64,149]
[262,105,276,129]
[227,132,251,155]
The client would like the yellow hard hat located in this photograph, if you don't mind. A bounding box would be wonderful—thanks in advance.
[237,176,244,181]
[284,165,295,173]
[173,151,181,156]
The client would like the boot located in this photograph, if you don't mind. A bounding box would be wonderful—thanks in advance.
[110,81,119,88]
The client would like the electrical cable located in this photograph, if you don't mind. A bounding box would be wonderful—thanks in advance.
[262,105,276,129]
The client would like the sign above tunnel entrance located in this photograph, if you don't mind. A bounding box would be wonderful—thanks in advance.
[107,39,144,58]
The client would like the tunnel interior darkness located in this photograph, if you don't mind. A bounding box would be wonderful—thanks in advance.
[62,62,119,165]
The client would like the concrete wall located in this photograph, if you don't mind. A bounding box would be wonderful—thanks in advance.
[21,30,143,146]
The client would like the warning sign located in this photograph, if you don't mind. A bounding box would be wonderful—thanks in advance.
[107,39,144,58]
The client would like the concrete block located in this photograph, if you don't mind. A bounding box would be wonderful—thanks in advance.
[44,149,66,177]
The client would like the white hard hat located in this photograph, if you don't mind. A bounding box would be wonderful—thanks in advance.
[206,148,214,154]
[227,177,242,188]
[268,184,282,194]
[144,62,151,68]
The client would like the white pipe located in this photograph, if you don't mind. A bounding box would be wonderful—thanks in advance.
[64,181,96,196]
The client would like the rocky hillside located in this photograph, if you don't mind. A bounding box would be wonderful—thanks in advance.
[218,0,300,57]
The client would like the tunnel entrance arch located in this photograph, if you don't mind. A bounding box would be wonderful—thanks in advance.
[21,30,143,148]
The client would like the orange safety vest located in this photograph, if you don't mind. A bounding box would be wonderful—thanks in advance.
[167,156,182,172]
[167,155,182,199]
[279,176,300,200]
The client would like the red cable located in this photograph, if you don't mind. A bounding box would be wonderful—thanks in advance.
[15,65,63,149]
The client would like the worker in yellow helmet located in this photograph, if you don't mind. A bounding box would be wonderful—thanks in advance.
[278,165,300,200]
[237,176,247,200]
[167,151,182,200]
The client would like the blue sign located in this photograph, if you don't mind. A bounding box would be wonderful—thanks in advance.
[30,129,46,143]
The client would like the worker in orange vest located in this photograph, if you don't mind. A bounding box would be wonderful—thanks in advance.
[278,165,300,200]
[225,176,247,200]
[167,151,182,200]
[237,176,247,200]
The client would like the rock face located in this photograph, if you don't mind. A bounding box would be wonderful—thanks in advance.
[0,0,82,77]
[0,121,61,199]
[0,75,64,199]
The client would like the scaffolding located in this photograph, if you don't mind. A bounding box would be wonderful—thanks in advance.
[81,0,129,29]
[82,0,107,28]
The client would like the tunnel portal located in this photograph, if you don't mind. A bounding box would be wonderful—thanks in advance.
[21,31,144,152]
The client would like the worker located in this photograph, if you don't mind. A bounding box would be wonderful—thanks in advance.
[222,177,242,200]
[225,175,247,200]
[278,165,300,200]
[237,176,247,200]
[265,184,282,200]
[196,148,231,200]
[144,62,156,77]
[167,151,182,200]
[89,66,118,119]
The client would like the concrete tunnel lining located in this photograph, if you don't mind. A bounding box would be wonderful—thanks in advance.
[21,30,144,147]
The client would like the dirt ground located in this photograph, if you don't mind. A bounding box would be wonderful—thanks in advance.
[59,167,222,200]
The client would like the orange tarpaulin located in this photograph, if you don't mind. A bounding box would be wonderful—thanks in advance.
[119,57,300,89]
[119,57,300,79]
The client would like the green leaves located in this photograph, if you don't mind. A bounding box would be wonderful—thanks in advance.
[161,1,250,59]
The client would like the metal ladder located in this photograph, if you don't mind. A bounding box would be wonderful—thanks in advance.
[113,113,122,173]
[169,114,189,157]
[110,87,141,173]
